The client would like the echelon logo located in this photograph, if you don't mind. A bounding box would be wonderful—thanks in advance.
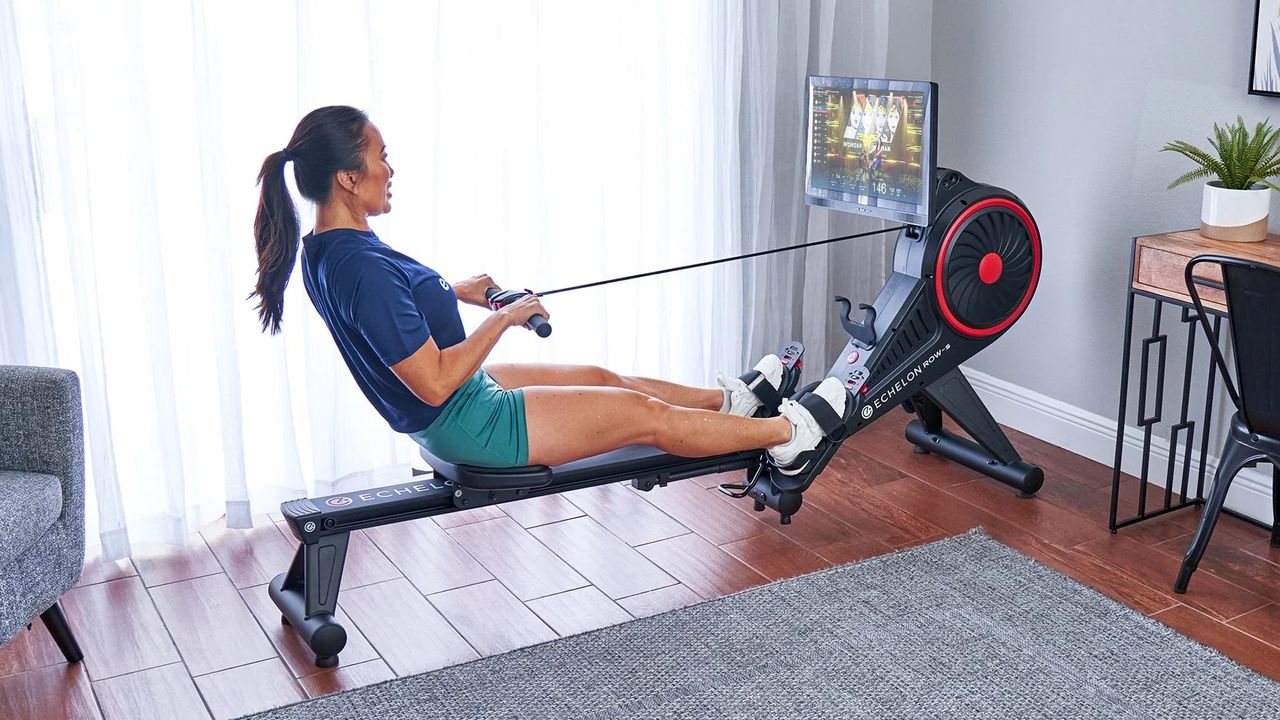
[318,481,452,511]
[860,405,874,419]
[870,343,952,411]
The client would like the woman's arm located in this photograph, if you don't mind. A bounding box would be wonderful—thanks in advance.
[390,294,548,405]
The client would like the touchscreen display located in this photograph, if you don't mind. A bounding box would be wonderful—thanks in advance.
[805,76,936,226]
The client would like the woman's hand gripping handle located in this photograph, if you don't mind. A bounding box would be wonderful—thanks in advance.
[486,288,552,338]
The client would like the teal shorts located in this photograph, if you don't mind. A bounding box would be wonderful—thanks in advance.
[408,370,529,468]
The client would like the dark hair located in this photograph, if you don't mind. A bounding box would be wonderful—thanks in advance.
[251,105,370,334]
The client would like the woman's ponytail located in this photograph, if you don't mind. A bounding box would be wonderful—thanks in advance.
[251,150,300,334]
[249,106,369,334]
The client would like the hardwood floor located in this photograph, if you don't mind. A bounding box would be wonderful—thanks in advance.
[3,412,1279,719]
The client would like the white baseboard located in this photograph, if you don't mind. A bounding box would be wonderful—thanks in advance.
[961,365,1275,527]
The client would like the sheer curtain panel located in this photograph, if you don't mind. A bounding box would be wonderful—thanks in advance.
[0,0,897,560]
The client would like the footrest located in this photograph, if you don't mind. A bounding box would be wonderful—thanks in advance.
[735,341,805,417]
[775,340,805,407]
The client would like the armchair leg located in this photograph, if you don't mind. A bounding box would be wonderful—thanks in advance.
[40,602,83,663]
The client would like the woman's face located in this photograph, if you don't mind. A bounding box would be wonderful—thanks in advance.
[350,123,394,216]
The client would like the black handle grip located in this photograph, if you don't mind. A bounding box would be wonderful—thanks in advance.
[485,288,552,338]
[527,315,552,338]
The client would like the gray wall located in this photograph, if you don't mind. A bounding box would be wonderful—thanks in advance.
[932,0,1273,420]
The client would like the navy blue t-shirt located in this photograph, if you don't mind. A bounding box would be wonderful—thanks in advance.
[300,228,466,433]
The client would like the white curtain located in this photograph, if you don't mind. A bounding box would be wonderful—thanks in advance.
[0,0,892,559]
[739,0,894,382]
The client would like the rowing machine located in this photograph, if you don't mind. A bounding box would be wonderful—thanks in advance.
[271,167,1043,668]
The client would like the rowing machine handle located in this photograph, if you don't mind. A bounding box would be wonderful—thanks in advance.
[485,288,553,338]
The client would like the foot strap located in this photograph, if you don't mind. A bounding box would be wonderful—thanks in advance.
[795,390,851,439]
[772,388,853,476]
[740,370,784,413]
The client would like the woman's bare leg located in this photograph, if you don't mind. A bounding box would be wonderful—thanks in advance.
[486,363,723,411]
[521,385,791,466]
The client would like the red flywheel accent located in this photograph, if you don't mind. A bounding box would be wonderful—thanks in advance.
[933,197,1041,338]
[978,252,1003,284]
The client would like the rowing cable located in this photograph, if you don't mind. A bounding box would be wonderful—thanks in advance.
[533,225,908,297]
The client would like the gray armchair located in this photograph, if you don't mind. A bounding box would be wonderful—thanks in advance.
[0,365,86,663]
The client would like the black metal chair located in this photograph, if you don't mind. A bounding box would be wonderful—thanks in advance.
[1175,255,1280,594]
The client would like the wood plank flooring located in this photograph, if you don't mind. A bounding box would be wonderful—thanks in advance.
[3,412,1279,719]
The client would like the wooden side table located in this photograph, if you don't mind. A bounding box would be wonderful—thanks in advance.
[1109,229,1280,531]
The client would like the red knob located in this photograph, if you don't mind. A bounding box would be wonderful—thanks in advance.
[978,252,1003,285]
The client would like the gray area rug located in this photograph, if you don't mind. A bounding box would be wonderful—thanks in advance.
[242,530,1280,719]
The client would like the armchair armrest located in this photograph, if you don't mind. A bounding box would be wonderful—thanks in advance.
[0,366,85,529]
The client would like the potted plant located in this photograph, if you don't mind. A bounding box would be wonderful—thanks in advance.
[1162,116,1280,242]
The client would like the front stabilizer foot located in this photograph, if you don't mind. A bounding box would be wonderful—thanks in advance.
[744,467,805,524]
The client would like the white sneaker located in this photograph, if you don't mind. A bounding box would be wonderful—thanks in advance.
[717,354,785,417]
[768,377,848,474]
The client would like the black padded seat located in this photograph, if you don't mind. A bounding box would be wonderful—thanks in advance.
[419,445,762,491]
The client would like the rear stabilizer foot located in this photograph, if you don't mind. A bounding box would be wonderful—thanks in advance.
[904,420,1043,496]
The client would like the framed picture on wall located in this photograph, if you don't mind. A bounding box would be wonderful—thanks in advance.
[1252,0,1280,96]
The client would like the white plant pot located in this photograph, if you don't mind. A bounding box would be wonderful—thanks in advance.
[1200,181,1270,242]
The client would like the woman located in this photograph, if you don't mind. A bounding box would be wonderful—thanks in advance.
[250,106,847,471]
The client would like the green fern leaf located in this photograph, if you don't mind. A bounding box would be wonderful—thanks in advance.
[1167,167,1213,189]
